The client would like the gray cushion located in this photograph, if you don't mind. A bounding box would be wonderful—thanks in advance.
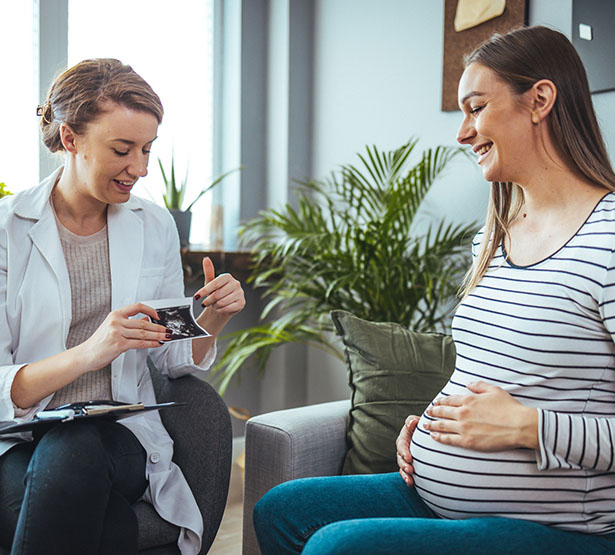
[135,500,180,551]
[149,364,233,554]
[331,310,455,475]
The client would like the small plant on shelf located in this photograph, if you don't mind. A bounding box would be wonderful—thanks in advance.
[157,152,240,247]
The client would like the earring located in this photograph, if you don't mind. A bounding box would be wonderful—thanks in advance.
[531,113,539,124]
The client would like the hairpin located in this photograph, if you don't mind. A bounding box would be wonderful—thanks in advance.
[36,102,53,124]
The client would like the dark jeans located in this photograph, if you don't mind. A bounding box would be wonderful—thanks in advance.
[0,419,147,555]
[254,472,615,555]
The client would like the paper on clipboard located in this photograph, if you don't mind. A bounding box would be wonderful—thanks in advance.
[0,401,186,436]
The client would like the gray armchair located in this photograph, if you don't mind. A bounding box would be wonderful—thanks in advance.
[139,364,233,554]
[0,365,232,555]
[242,400,350,555]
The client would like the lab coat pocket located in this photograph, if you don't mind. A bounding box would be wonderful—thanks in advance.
[137,266,165,302]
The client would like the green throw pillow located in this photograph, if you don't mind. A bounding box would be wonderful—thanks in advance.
[330,310,456,475]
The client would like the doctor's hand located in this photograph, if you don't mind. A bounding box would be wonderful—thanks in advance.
[424,382,539,452]
[193,257,245,335]
[79,303,171,371]
[396,414,420,486]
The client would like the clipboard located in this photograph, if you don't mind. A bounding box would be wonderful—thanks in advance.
[0,400,185,435]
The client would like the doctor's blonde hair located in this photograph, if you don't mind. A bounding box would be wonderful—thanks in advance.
[39,58,164,153]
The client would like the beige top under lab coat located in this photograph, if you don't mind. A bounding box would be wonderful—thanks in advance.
[0,168,215,555]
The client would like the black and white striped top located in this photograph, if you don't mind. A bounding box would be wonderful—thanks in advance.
[411,192,615,535]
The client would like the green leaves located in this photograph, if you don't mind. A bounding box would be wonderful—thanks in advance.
[212,140,478,394]
[158,152,240,211]
[159,152,187,210]
[0,182,12,199]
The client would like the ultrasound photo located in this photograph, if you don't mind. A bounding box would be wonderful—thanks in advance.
[142,298,210,341]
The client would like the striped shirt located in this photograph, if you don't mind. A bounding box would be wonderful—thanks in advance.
[411,192,615,535]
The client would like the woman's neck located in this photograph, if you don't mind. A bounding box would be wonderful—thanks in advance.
[516,170,606,224]
[53,165,108,236]
[514,123,609,219]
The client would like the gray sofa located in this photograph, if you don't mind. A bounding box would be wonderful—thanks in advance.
[242,399,350,555]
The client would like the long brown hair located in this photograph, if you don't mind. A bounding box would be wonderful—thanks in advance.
[460,26,615,297]
[40,58,163,153]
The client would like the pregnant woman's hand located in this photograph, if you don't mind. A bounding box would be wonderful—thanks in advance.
[396,415,420,486]
[425,381,539,451]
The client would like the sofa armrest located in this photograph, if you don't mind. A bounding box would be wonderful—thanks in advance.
[242,400,350,555]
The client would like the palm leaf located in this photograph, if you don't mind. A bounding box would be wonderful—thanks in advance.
[212,139,479,394]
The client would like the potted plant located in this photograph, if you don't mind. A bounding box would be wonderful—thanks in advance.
[0,182,12,199]
[212,139,478,393]
[158,153,239,247]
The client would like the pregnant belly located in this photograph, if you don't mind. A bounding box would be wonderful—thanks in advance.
[410,413,569,521]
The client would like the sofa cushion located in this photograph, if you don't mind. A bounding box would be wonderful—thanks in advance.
[331,310,456,475]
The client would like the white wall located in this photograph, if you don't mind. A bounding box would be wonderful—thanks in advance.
[304,0,615,405]
[530,0,615,153]
[312,0,487,226]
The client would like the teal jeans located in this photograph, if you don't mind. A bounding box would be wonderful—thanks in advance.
[253,472,615,554]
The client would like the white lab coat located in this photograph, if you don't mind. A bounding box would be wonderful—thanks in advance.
[0,168,214,555]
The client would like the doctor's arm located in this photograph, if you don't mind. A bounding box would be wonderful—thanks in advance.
[192,257,245,365]
[9,303,170,409]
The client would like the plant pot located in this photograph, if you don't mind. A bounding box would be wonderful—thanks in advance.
[170,209,192,248]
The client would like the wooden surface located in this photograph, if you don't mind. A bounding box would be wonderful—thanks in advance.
[181,249,253,283]
[209,460,243,554]
[441,0,528,111]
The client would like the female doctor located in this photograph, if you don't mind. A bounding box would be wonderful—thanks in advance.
[0,58,245,555]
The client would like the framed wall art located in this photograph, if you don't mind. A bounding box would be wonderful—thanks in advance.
[441,0,528,111]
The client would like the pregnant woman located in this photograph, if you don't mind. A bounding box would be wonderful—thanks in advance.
[252,25,615,555]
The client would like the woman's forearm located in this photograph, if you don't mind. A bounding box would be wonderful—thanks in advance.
[10,344,93,409]
[11,304,171,410]
[192,308,230,365]
[517,405,539,450]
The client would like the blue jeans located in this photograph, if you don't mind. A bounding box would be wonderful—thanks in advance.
[0,419,147,555]
[253,472,615,554]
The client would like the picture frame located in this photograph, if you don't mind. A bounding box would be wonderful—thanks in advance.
[441,0,528,111]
